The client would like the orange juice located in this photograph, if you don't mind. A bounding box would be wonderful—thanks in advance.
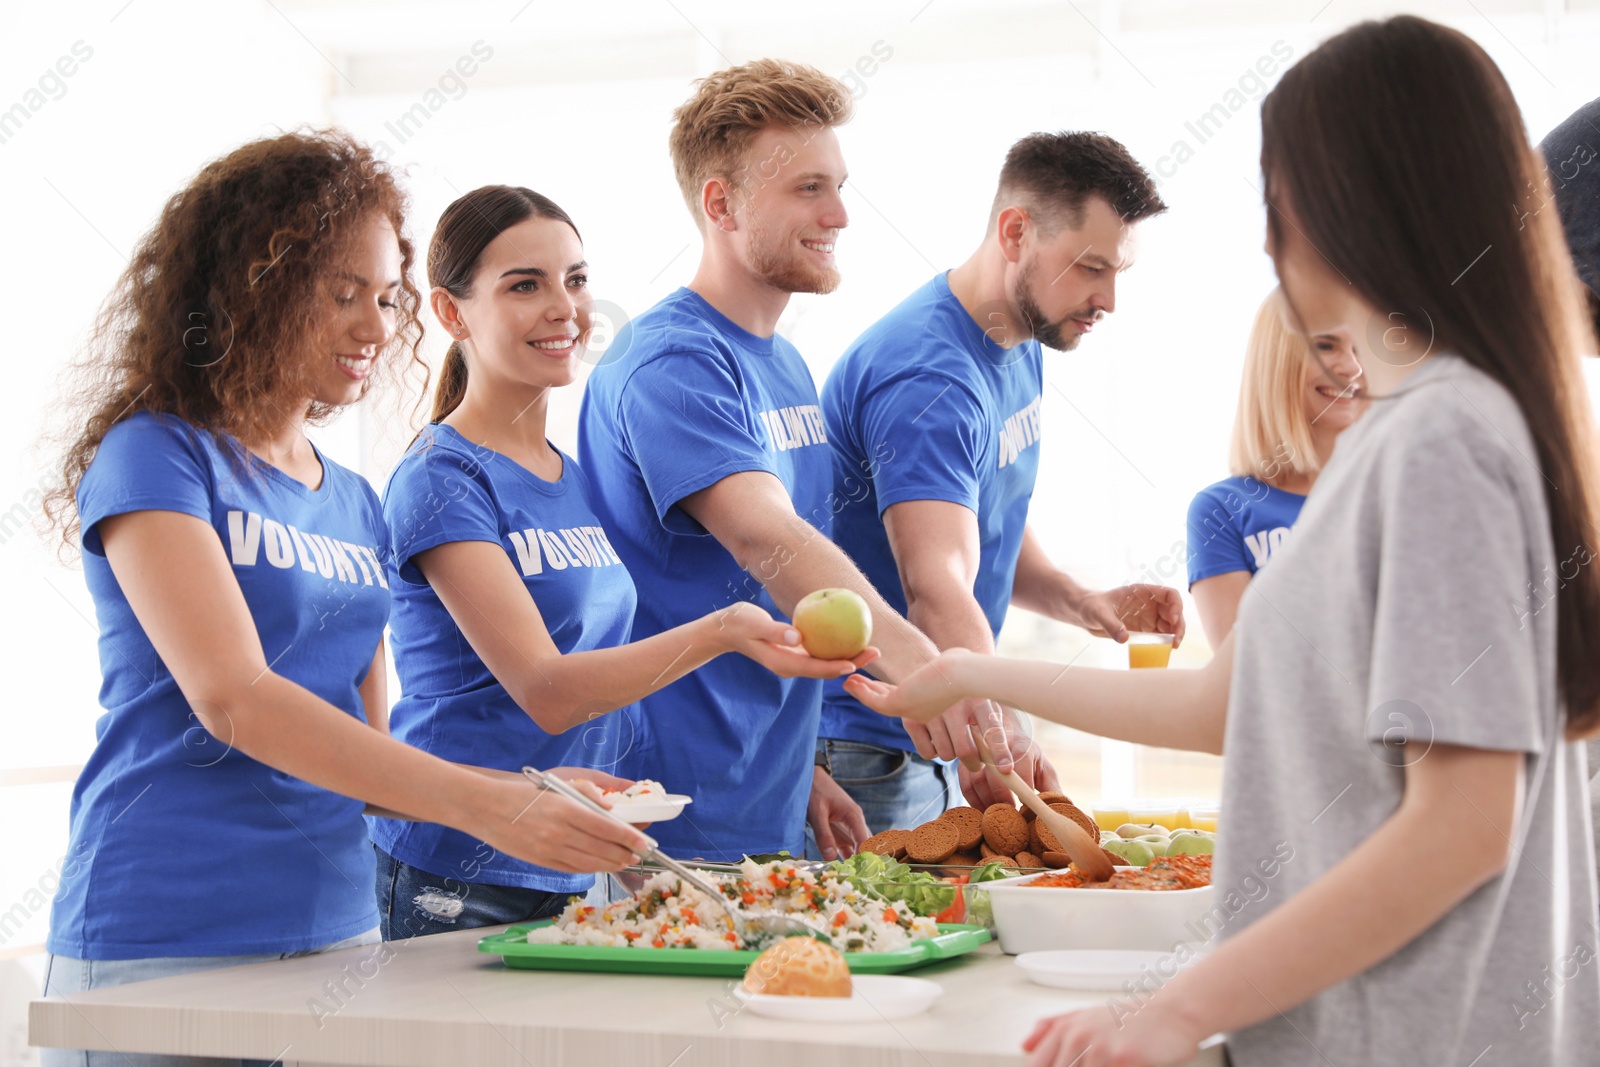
[1128,642,1172,669]
[1092,806,1130,832]
[1129,803,1185,831]
[1189,808,1219,832]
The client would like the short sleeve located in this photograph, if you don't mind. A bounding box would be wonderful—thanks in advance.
[617,350,780,535]
[857,371,987,516]
[382,437,504,585]
[1365,430,1545,755]
[79,414,214,556]
[1185,486,1253,586]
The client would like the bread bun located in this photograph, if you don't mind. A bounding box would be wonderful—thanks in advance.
[743,937,853,998]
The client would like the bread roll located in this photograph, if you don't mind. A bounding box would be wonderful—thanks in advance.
[742,937,853,998]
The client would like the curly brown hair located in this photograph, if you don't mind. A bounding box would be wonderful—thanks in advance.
[43,128,426,555]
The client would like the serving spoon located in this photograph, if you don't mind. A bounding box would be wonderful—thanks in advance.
[521,768,831,945]
[966,725,1115,882]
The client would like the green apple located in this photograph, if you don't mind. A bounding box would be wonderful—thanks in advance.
[1116,823,1166,840]
[1103,838,1157,867]
[792,588,873,659]
[1165,834,1215,857]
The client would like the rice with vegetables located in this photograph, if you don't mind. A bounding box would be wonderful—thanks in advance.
[527,859,938,952]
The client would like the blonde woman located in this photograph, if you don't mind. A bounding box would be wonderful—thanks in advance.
[1184,288,1366,644]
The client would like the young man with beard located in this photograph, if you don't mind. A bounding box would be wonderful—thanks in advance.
[816,132,1188,829]
[579,61,1047,862]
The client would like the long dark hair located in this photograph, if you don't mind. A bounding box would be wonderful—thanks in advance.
[45,129,425,554]
[1261,16,1600,737]
[426,185,581,422]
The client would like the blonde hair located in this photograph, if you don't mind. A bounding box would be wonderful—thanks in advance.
[669,59,853,225]
[1227,288,1320,485]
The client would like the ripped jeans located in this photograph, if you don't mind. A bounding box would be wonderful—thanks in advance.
[372,844,574,940]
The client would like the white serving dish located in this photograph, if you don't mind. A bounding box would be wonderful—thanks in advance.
[733,975,942,1022]
[982,869,1214,955]
[604,794,692,823]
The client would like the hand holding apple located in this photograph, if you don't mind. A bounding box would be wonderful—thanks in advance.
[792,588,874,659]
[709,600,878,678]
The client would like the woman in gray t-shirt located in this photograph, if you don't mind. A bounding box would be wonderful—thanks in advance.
[846,16,1600,1067]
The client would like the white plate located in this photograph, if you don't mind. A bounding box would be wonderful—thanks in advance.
[1015,950,1191,992]
[733,975,942,1022]
[604,794,692,823]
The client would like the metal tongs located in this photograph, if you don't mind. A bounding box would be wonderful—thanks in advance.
[521,768,830,944]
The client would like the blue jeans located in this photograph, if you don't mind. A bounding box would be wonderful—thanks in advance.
[39,927,381,1067]
[807,739,955,859]
[372,845,574,940]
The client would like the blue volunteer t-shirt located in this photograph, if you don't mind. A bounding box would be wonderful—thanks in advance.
[371,424,638,892]
[48,412,390,960]
[1185,475,1307,586]
[819,272,1044,751]
[577,287,834,860]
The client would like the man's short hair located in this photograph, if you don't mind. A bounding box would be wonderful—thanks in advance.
[991,131,1167,234]
[670,58,853,225]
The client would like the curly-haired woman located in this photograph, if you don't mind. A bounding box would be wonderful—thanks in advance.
[38,131,648,1067]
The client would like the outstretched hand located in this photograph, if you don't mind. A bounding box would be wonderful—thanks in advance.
[715,601,880,678]
[841,648,974,724]
[1023,999,1206,1067]
[1076,583,1186,646]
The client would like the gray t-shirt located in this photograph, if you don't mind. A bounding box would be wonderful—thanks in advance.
[1217,354,1600,1066]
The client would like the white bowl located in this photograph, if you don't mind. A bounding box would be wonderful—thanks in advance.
[733,975,942,1022]
[605,794,692,823]
[982,869,1214,955]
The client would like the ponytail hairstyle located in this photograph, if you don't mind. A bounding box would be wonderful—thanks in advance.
[426,186,581,422]
[1261,16,1600,737]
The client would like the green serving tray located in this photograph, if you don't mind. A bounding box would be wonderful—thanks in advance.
[478,922,990,977]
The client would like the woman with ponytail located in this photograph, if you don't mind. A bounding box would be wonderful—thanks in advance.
[847,17,1600,1066]
[39,136,650,1066]
[370,186,875,938]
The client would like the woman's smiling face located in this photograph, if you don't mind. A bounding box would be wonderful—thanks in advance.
[308,212,403,408]
[449,215,590,392]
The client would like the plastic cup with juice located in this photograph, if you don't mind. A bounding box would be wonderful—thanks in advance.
[1128,802,1187,832]
[1092,804,1131,832]
[1188,804,1220,833]
[1127,632,1175,669]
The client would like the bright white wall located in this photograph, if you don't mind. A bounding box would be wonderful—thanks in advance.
[2,6,1599,1048]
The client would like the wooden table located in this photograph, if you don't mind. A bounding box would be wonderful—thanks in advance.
[32,927,1225,1066]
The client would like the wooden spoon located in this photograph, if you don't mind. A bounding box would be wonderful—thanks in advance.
[968,723,1115,882]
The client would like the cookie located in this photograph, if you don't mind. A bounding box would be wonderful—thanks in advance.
[905,820,959,864]
[986,853,1017,867]
[981,803,1030,856]
[1054,801,1100,845]
[1101,846,1125,868]
[946,850,983,867]
[1032,802,1099,854]
[1041,850,1072,868]
[980,841,997,860]
[1015,850,1044,869]
[858,829,911,859]
[940,806,986,852]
